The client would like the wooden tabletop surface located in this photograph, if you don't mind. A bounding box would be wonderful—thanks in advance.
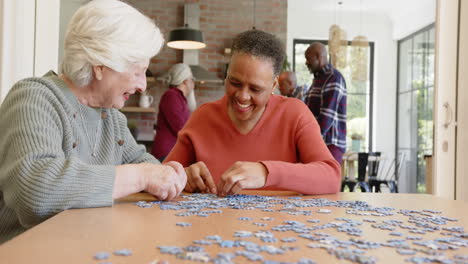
[0,191,467,264]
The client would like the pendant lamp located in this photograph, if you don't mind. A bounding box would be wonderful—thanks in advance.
[167,24,206,50]
[252,0,256,29]
[328,1,347,69]
[351,35,369,81]
[350,0,369,81]
[329,24,347,69]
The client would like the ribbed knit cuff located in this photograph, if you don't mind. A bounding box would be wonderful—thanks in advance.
[77,165,116,208]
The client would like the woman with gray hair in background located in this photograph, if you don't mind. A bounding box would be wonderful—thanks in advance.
[0,0,186,244]
[152,63,195,161]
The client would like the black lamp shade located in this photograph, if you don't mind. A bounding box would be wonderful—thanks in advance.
[167,27,206,50]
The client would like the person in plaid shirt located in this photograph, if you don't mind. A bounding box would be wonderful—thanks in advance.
[304,42,347,164]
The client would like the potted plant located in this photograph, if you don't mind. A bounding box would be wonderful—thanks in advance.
[282,56,291,72]
[350,133,363,152]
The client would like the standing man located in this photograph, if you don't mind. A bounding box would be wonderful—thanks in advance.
[278,71,306,101]
[304,42,347,164]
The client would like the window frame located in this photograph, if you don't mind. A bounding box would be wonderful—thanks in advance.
[396,23,435,193]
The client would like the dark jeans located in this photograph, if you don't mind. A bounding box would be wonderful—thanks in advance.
[327,144,344,165]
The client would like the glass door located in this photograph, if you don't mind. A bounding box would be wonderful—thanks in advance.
[396,25,435,193]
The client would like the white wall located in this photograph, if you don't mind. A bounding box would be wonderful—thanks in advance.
[58,0,84,67]
[35,0,60,77]
[0,0,36,103]
[287,0,397,163]
[392,1,436,39]
[0,0,3,100]
[0,0,60,103]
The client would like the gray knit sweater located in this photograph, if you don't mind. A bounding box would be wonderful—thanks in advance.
[0,71,159,243]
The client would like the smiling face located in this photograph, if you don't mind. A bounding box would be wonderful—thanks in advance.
[91,60,149,108]
[225,53,277,132]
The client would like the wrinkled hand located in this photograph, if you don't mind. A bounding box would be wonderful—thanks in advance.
[217,161,267,196]
[144,161,187,201]
[184,161,217,194]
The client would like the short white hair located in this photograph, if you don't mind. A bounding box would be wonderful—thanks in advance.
[164,63,193,86]
[61,0,164,87]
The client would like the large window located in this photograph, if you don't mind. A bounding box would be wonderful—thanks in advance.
[396,25,435,193]
[293,39,374,152]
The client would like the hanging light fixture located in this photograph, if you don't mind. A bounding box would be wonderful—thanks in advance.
[351,0,369,81]
[351,36,369,81]
[329,24,341,67]
[167,24,206,50]
[328,1,347,69]
[252,0,256,29]
[167,3,206,50]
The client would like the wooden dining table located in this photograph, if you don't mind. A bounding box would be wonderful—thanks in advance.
[0,191,467,264]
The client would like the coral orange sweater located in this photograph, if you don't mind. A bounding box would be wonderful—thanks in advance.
[166,95,341,194]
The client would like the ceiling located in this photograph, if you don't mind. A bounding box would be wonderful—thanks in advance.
[303,0,431,22]
[304,0,423,12]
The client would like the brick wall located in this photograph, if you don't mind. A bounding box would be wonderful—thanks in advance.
[123,0,287,144]
[128,0,287,78]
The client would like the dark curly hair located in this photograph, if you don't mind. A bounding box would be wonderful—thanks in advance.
[231,29,285,77]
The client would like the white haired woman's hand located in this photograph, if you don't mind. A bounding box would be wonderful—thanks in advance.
[143,162,187,201]
[113,162,186,201]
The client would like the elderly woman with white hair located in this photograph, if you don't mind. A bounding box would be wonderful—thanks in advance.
[0,0,186,244]
[152,63,195,161]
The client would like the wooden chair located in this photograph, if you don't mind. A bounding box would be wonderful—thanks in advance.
[369,152,406,193]
[341,152,371,192]
[367,152,385,192]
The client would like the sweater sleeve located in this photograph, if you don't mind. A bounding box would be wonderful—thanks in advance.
[262,106,341,195]
[0,83,115,228]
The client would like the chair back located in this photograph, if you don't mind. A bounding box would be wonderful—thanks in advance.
[383,152,407,181]
[367,152,381,178]
[395,152,406,181]
[357,152,369,181]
